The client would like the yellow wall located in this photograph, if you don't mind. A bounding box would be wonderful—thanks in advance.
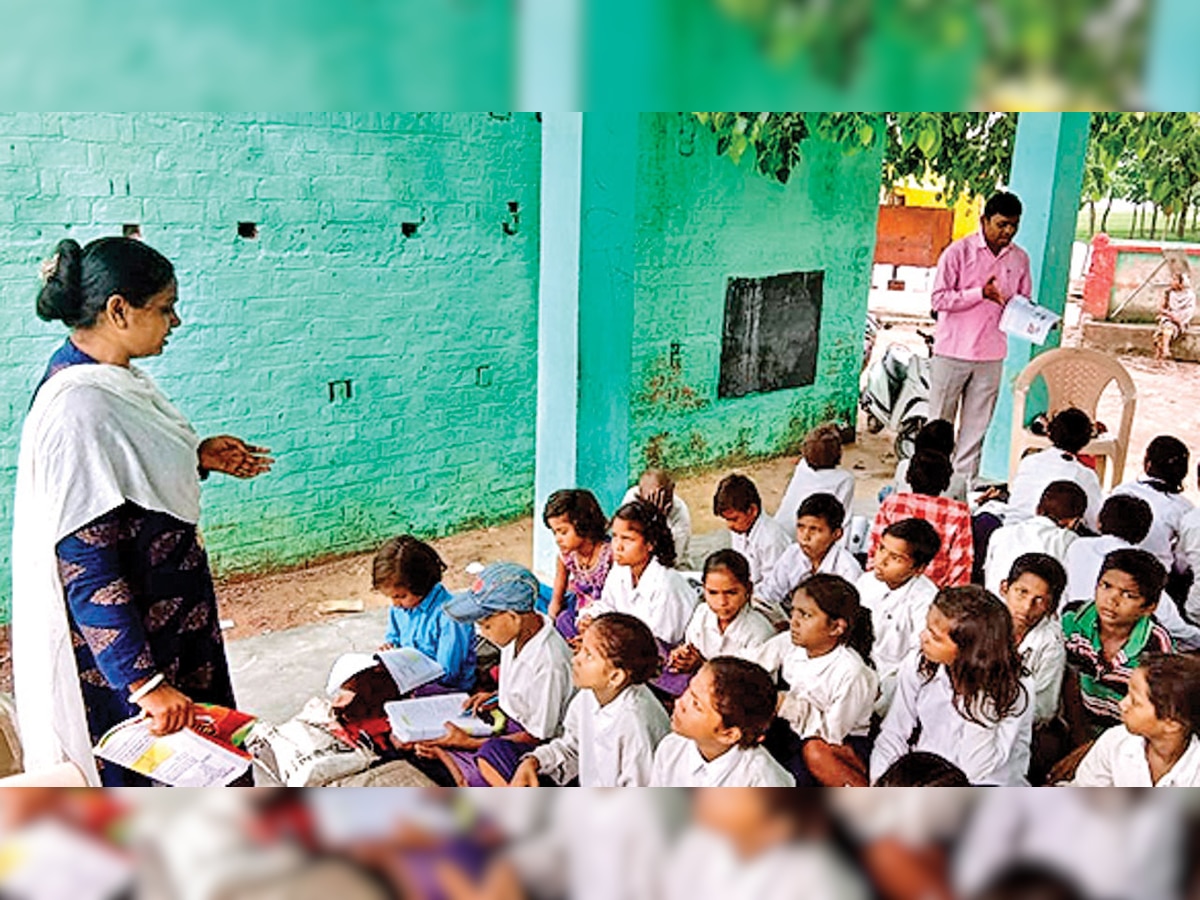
[892,181,982,241]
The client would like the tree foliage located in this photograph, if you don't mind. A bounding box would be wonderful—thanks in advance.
[694,112,1017,199]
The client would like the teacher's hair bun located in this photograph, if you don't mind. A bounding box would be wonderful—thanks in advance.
[36,238,85,325]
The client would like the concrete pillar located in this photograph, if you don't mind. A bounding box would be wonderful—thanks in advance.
[517,0,580,110]
[1145,0,1200,109]
[979,112,1091,483]
[533,113,639,578]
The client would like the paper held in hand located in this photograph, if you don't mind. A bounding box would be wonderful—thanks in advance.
[385,694,495,743]
[93,703,256,787]
[325,646,445,696]
[1000,295,1061,346]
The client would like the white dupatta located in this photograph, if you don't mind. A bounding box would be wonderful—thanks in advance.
[12,363,202,784]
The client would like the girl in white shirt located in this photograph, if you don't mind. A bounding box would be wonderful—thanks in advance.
[754,574,878,786]
[870,585,1035,786]
[651,657,794,787]
[511,612,671,787]
[1110,435,1194,573]
[581,501,698,647]
[667,549,776,680]
[1072,653,1200,787]
[1005,408,1102,530]
[773,423,855,530]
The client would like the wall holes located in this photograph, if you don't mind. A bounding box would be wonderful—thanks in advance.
[237,221,258,239]
[475,365,493,388]
[502,201,520,236]
[327,379,353,402]
[122,223,141,238]
[401,221,421,238]
[669,341,682,371]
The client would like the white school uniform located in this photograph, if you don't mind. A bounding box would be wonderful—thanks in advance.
[623,487,694,569]
[1018,615,1066,726]
[751,635,877,743]
[756,543,863,610]
[856,571,939,716]
[684,602,776,660]
[1005,448,1103,530]
[499,613,576,741]
[528,683,671,786]
[730,513,794,589]
[1072,725,1200,787]
[664,825,868,900]
[983,515,1076,597]
[870,652,1034,786]
[1064,534,1200,650]
[1177,507,1200,623]
[650,732,794,787]
[1110,479,1194,572]
[773,459,856,530]
[589,557,699,645]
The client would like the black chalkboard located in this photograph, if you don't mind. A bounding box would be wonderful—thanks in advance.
[718,269,823,399]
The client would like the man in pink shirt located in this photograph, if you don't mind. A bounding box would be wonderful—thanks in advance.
[930,191,1032,484]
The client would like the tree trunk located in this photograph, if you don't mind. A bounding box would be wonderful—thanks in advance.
[1133,204,1141,238]
[1101,196,1114,233]
[1179,203,1189,239]
[1088,200,1096,237]
[1151,205,1159,240]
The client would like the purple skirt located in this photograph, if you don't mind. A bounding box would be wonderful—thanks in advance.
[440,717,530,787]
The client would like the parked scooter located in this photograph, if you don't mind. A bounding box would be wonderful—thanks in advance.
[860,328,935,460]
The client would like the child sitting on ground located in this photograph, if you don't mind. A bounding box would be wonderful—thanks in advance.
[983,481,1084,597]
[869,449,973,587]
[870,586,1035,786]
[856,517,941,716]
[774,423,855,530]
[998,553,1068,731]
[1005,408,1103,530]
[650,656,795,786]
[1065,494,1200,651]
[510,612,670,787]
[622,468,693,569]
[757,494,863,621]
[1178,463,1200,623]
[1110,435,1194,573]
[891,418,968,502]
[754,574,878,787]
[714,473,793,590]
[580,501,698,648]
[541,488,613,638]
[1061,548,1174,747]
[1072,653,1200,786]
[667,550,775,677]
[374,535,476,692]
[410,563,575,787]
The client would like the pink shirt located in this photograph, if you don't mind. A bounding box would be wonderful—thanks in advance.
[931,230,1032,362]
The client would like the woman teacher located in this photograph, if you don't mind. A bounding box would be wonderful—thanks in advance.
[13,236,273,785]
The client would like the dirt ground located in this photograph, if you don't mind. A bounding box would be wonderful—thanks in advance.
[3,309,1198,693]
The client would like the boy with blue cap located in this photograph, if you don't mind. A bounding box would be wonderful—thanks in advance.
[406,562,575,786]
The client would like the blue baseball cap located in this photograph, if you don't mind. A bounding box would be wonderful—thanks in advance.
[444,562,540,623]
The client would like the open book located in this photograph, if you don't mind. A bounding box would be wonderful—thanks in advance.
[1000,295,1060,346]
[0,820,134,900]
[326,647,445,696]
[385,693,496,743]
[93,703,256,787]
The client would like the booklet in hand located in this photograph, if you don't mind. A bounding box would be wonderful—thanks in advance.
[1000,295,1060,346]
[385,693,496,743]
[326,647,445,697]
[93,703,256,787]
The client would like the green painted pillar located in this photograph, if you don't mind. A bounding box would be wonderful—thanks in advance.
[1146,0,1200,109]
[534,113,639,577]
[979,112,1091,483]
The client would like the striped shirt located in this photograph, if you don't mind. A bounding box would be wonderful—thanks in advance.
[1062,601,1174,734]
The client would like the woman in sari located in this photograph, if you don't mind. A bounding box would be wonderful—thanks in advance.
[13,236,273,785]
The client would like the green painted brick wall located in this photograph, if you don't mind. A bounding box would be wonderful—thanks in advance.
[0,113,543,620]
[629,113,883,475]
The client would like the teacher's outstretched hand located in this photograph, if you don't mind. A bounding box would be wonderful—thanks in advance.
[199,435,274,479]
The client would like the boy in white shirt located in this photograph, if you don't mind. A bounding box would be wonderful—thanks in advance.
[1176,463,1200,623]
[1065,494,1200,651]
[1005,408,1103,530]
[757,493,862,618]
[1073,654,1200,787]
[855,517,941,716]
[419,562,575,787]
[1110,435,1194,573]
[714,473,793,590]
[984,481,1083,597]
[773,423,855,529]
[622,468,694,569]
[651,657,794,787]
